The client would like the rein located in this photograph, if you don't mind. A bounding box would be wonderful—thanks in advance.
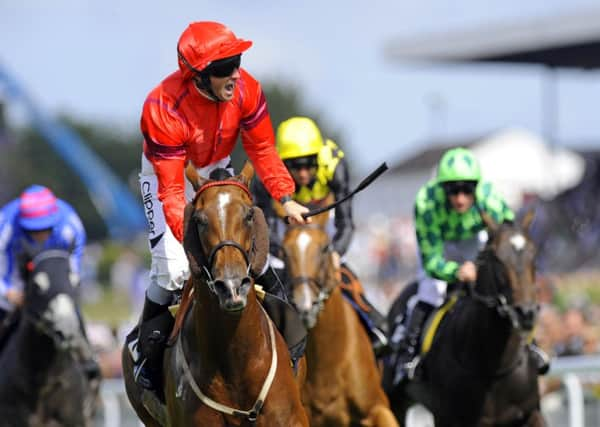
[175,303,278,424]
[463,254,531,378]
[468,283,522,330]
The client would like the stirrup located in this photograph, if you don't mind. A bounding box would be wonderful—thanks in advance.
[405,355,421,380]
[371,327,391,357]
[371,327,389,347]
[129,335,155,390]
[392,353,419,385]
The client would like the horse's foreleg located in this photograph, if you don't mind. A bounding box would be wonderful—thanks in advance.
[361,404,401,427]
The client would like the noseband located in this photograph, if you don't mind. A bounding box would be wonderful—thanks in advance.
[201,240,252,293]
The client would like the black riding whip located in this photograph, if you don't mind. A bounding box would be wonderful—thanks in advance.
[284,162,389,224]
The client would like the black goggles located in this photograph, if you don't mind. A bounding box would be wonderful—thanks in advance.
[204,55,241,78]
[443,181,477,196]
[285,156,318,170]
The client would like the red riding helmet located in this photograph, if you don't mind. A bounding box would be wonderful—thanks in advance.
[177,21,252,80]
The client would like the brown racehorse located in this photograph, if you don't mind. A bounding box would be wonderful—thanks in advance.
[123,162,308,427]
[281,212,399,427]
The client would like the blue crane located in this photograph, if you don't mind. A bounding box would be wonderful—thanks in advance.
[0,64,147,240]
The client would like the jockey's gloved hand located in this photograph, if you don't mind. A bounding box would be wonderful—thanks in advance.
[283,200,310,225]
[457,261,477,283]
[5,289,24,307]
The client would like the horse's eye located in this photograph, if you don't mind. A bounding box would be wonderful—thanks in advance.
[245,208,255,224]
[194,211,209,227]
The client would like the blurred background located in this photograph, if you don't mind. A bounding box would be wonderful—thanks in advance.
[3,1,600,425]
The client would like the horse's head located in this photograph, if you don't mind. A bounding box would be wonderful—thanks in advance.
[281,213,338,328]
[477,209,538,331]
[22,249,82,348]
[183,161,269,312]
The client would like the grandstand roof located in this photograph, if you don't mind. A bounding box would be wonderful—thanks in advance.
[384,8,600,68]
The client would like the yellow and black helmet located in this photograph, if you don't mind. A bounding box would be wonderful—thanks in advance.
[276,117,324,160]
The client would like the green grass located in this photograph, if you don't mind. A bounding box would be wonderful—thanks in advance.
[82,288,135,328]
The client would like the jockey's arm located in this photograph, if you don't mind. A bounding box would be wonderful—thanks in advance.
[238,78,297,216]
[330,158,354,256]
[251,177,283,256]
[0,214,23,309]
[414,190,460,283]
[65,207,87,278]
[478,181,515,224]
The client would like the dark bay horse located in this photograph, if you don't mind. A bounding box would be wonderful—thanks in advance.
[123,162,308,426]
[282,212,399,427]
[384,212,546,427]
[0,248,98,427]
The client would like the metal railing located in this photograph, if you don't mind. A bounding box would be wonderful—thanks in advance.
[96,355,600,427]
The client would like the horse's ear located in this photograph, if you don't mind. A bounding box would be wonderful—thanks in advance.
[183,202,206,277]
[185,162,208,192]
[238,161,254,187]
[481,211,499,235]
[249,206,269,278]
[520,208,535,234]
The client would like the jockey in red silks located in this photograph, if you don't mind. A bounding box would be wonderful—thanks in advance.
[133,21,309,392]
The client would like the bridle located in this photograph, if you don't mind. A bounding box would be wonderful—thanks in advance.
[468,249,538,332]
[284,225,335,319]
[21,250,81,353]
[193,180,253,295]
[201,239,252,294]
[465,248,537,378]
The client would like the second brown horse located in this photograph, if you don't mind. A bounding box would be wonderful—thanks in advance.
[282,213,399,427]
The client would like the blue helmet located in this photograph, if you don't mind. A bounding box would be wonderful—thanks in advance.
[18,185,61,231]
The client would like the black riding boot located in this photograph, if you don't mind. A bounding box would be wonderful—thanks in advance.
[132,295,174,395]
[256,266,288,301]
[359,296,391,358]
[529,341,551,375]
[394,301,433,382]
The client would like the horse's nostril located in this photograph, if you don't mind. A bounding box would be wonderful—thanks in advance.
[213,280,226,292]
[241,277,252,288]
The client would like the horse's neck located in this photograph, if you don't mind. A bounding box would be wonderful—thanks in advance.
[185,289,270,372]
[305,287,349,371]
[453,299,514,373]
[14,319,58,380]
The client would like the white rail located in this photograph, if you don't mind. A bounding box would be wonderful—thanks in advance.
[98,355,600,427]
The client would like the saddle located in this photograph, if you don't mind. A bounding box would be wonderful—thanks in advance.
[339,265,388,334]
[420,293,460,355]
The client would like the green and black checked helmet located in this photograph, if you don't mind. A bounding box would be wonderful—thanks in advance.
[436,147,481,183]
